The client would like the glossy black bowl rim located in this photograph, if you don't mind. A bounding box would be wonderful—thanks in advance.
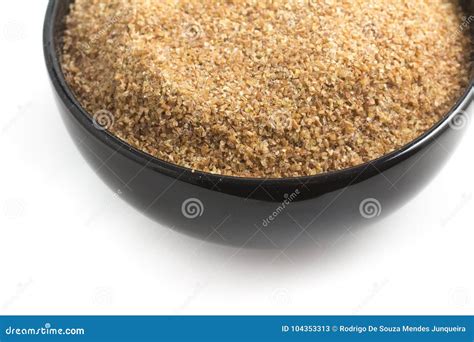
[43,0,474,190]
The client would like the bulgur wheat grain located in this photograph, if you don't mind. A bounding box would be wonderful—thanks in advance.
[61,0,472,178]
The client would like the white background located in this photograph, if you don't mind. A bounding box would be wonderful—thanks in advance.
[0,0,473,315]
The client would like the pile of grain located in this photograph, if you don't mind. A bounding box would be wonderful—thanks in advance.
[62,0,471,178]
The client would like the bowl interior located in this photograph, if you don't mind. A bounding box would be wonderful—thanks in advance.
[44,0,474,200]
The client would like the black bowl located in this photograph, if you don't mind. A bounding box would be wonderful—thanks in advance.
[44,0,473,249]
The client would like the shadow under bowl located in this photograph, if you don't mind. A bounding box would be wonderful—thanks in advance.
[43,0,474,249]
